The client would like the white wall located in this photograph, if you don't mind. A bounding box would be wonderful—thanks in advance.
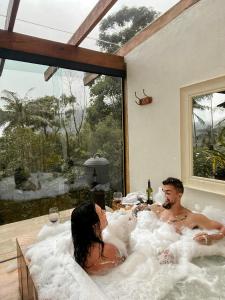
[125,0,225,210]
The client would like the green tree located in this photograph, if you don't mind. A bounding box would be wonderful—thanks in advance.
[84,6,158,190]
[0,91,65,174]
[0,128,63,174]
[63,71,86,146]
[87,6,158,128]
[192,94,225,179]
[192,97,207,150]
[98,6,159,53]
[0,89,33,131]
[82,114,123,190]
[55,92,86,160]
[86,76,121,128]
[0,90,58,134]
[27,95,60,136]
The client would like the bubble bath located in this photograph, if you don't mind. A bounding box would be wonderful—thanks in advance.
[26,206,225,300]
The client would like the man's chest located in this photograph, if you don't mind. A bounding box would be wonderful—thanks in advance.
[160,211,195,231]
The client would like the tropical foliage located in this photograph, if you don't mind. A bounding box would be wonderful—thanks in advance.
[193,93,225,180]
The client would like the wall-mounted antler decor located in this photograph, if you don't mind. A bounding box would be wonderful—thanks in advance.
[135,89,153,105]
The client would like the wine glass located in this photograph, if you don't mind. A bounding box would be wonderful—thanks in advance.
[48,207,60,224]
[113,192,123,204]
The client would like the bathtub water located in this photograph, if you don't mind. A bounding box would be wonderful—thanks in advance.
[165,256,225,300]
[27,207,225,300]
[90,209,225,299]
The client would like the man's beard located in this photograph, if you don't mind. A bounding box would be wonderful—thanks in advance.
[162,201,172,209]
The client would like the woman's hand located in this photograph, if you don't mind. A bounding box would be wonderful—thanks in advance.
[193,232,212,245]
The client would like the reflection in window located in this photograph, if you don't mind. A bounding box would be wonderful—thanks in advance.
[192,92,225,180]
[0,61,124,225]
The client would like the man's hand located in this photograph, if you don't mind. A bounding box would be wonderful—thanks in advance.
[132,204,150,217]
[158,249,176,264]
[193,232,212,245]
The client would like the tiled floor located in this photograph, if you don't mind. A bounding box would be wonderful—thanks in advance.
[0,209,72,300]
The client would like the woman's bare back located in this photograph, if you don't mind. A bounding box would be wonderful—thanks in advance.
[85,242,124,275]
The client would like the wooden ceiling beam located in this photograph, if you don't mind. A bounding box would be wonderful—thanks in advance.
[0,0,20,76]
[44,0,118,81]
[0,30,126,77]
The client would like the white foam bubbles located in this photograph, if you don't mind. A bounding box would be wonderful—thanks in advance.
[26,206,225,300]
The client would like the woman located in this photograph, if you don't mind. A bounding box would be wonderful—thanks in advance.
[71,200,125,275]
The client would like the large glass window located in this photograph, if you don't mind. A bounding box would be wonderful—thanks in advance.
[0,60,124,225]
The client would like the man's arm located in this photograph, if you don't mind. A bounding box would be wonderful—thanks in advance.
[193,214,225,245]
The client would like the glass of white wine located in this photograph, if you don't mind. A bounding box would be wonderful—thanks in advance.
[48,207,60,224]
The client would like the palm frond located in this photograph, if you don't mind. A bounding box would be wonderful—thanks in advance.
[193,113,205,125]
[28,115,52,126]
[216,119,225,126]
[1,90,19,101]
[24,87,35,101]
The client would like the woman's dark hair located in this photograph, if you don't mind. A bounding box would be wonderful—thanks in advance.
[71,200,104,268]
[162,177,184,194]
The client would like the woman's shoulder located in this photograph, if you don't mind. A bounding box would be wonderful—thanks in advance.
[87,242,118,259]
[90,242,118,258]
[103,242,119,258]
[85,242,121,275]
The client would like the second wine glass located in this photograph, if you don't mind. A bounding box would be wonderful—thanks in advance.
[113,192,123,204]
[48,207,60,224]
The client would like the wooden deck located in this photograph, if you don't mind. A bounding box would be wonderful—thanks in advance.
[0,209,73,300]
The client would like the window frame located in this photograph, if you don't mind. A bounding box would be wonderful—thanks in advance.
[180,75,225,196]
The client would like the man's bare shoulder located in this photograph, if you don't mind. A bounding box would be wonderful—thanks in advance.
[188,211,222,230]
[150,203,165,215]
[189,211,208,221]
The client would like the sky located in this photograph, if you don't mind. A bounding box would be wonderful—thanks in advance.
[194,93,225,127]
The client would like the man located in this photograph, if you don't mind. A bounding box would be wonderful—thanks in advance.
[150,177,225,245]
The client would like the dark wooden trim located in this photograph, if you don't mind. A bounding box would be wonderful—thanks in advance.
[0,60,5,77]
[45,0,118,81]
[0,0,20,76]
[83,72,99,86]
[117,0,201,56]
[122,78,130,194]
[0,30,126,78]
[44,66,59,82]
